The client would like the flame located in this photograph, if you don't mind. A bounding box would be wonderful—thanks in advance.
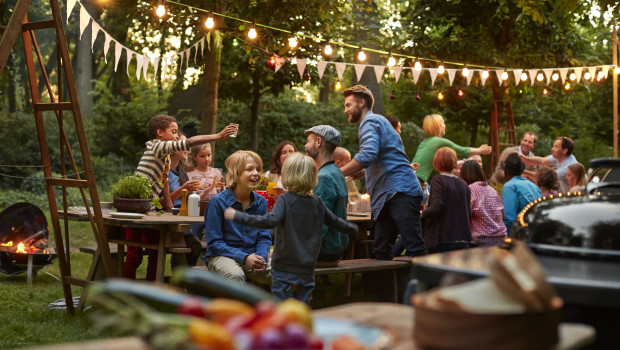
[16,243,27,254]
[0,241,13,247]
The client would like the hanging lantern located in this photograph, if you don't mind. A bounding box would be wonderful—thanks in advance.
[204,12,214,29]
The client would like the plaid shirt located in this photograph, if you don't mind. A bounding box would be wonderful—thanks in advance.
[469,181,507,247]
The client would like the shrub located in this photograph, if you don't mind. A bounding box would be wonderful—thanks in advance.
[112,174,151,199]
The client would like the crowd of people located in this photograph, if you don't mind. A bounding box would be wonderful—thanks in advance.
[126,85,587,304]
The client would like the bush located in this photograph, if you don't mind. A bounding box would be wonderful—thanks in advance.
[112,174,151,199]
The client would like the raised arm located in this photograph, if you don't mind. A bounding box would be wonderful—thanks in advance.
[470,144,492,156]
[187,124,237,147]
[519,153,551,167]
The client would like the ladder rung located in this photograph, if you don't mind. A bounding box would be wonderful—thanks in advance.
[22,20,56,32]
[47,178,88,188]
[35,102,73,111]
[499,143,515,146]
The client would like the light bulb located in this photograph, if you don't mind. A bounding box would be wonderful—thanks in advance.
[462,67,469,77]
[521,72,527,81]
[335,80,341,90]
[248,26,257,39]
[501,71,508,80]
[291,57,297,64]
[552,72,559,81]
[537,73,544,81]
[542,88,549,95]
[482,70,489,79]
[597,71,605,79]
[616,66,620,74]
[205,15,214,29]
[324,42,332,56]
[387,54,396,67]
[414,60,422,71]
[438,92,444,100]
[564,82,571,90]
[288,36,298,48]
[357,47,366,61]
[437,62,445,74]
[584,72,591,80]
[569,72,576,80]
[155,3,166,17]
[458,89,464,97]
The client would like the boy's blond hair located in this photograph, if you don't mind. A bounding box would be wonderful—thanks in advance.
[423,114,444,137]
[225,150,263,189]
[281,153,317,195]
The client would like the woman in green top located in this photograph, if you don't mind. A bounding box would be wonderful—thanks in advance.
[412,114,492,182]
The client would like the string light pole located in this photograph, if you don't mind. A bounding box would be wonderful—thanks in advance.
[614,23,618,158]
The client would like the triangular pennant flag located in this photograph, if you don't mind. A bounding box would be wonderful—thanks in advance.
[178,51,184,71]
[559,68,569,83]
[480,70,488,86]
[193,42,199,64]
[412,68,422,84]
[67,0,78,23]
[317,61,327,79]
[465,70,473,86]
[392,67,402,83]
[79,6,91,40]
[200,37,205,55]
[543,69,554,85]
[125,49,133,76]
[373,65,385,83]
[574,67,583,83]
[90,21,101,53]
[587,67,597,81]
[354,64,366,82]
[495,70,505,85]
[185,48,191,69]
[162,56,168,80]
[142,57,150,80]
[296,59,307,78]
[335,62,346,80]
[602,66,610,78]
[513,69,523,85]
[274,56,285,73]
[428,68,438,86]
[527,69,538,86]
[103,32,112,63]
[153,57,160,78]
[135,55,143,80]
[114,41,122,72]
[446,69,457,86]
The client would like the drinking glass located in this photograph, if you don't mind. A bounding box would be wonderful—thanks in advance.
[191,176,202,191]
[229,123,239,137]
[346,177,360,205]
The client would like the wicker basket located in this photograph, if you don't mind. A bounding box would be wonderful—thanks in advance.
[112,196,153,214]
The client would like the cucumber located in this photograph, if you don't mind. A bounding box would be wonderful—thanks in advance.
[170,266,276,306]
[86,278,210,313]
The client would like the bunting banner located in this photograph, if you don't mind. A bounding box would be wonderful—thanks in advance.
[373,65,384,83]
[447,69,457,86]
[495,70,504,85]
[67,0,78,23]
[543,69,554,85]
[527,69,538,86]
[354,64,365,82]
[274,56,286,73]
[317,61,327,79]
[428,68,438,86]
[574,67,583,83]
[480,71,488,86]
[296,59,306,78]
[392,67,402,83]
[559,68,569,83]
[587,67,597,81]
[335,62,346,80]
[513,69,523,85]
[412,68,422,84]
[465,70,473,86]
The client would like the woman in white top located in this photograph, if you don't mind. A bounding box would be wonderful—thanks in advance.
[264,140,299,188]
[566,162,586,193]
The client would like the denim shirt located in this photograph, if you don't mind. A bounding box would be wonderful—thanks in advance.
[502,175,542,233]
[204,188,272,265]
[354,111,423,218]
[168,168,182,208]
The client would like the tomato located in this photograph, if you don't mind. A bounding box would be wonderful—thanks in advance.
[176,297,207,318]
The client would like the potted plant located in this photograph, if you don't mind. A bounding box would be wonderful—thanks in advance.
[112,174,154,214]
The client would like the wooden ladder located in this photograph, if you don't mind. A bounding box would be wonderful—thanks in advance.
[0,0,115,314]
[489,100,517,174]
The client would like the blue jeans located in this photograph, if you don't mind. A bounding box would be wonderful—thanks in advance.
[271,268,314,304]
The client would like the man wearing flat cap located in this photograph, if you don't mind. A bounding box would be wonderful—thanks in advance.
[501,153,542,232]
[305,125,349,266]
[340,85,427,260]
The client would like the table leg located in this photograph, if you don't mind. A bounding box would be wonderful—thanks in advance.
[155,228,166,283]
[116,243,124,277]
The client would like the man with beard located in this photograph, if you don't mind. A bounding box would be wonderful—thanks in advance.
[304,125,350,266]
[490,131,538,184]
[339,85,427,260]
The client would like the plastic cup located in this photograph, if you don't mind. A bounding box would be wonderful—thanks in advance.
[229,123,239,137]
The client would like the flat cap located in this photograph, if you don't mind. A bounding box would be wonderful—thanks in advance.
[304,125,341,146]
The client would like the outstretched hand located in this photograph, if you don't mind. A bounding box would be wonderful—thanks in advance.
[219,124,238,139]
[479,144,493,155]
[224,207,236,220]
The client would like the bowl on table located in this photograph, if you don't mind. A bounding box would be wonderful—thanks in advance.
[171,208,180,215]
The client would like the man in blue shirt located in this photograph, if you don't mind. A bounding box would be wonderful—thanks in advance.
[520,136,577,193]
[502,153,542,232]
[339,85,427,260]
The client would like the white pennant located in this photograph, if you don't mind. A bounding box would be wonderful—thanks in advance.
[143,57,150,80]
[527,69,538,86]
[543,69,554,85]
[513,69,523,85]
[392,67,402,83]
[79,6,91,41]
[373,65,385,83]
[125,49,133,77]
[480,70,488,86]
[103,32,112,63]
[317,61,327,79]
[200,37,205,55]
[587,67,597,81]
[335,63,346,80]
[428,68,438,86]
[153,57,160,78]
[90,21,101,52]
[559,68,569,83]
[193,43,199,64]
[602,66,610,78]
[412,68,422,84]
[67,0,78,23]
[114,42,122,72]
[135,55,143,80]
[354,64,366,81]
[178,51,184,71]
[162,56,168,80]
[465,70,473,86]
[185,48,191,70]
[274,56,285,73]
[296,59,307,78]
[495,70,505,85]
[446,69,457,86]
[574,67,583,83]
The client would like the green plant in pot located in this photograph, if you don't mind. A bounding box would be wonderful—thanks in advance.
[112,174,154,214]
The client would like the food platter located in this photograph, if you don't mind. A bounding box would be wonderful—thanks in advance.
[110,212,146,219]
[314,316,392,348]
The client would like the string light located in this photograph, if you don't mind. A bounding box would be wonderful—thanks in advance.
[552,72,559,81]
[288,36,298,48]
[461,65,469,77]
[615,66,620,74]
[387,52,396,67]
[437,61,445,74]
[357,46,366,62]
[569,72,577,80]
[269,56,276,65]
[291,57,297,64]
[204,12,214,29]
[521,72,527,81]
[542,87,549,95]
[501,70,509,81]
[437,91,444,100]
[335,80,341,90]
[597,71,605,79]
[248,23,257,39]
[390,90,396,99]
[458,89,464,97]
[155,0,166,18]
[537,73,544,81]
[584,71,591,80]
[481,67,489,79]
[564,82,571,90]
[323,40,333,56]
[414,59,422,71]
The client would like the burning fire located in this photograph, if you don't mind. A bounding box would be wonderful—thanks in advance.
[16,243,27,254]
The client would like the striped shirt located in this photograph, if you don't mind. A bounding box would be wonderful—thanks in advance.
[135,139,189,198]
[469,181,507,247]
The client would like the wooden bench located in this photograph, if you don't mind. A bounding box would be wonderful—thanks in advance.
[315,258,412,302]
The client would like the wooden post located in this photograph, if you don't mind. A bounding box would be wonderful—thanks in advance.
[613,24,618,158]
